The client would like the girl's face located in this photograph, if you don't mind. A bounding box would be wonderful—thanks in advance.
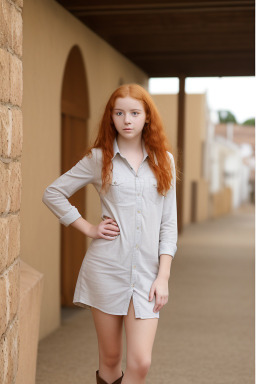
[112,96,147,140]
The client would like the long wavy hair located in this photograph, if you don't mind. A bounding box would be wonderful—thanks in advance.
[81,83,180,196]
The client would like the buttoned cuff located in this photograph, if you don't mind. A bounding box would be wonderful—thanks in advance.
[59,207,81,227]
[158,243,177,259]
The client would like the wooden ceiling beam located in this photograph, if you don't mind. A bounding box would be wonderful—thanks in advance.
[58,1,254,15]
[129,50,254,60]
[55,0,255,77]
[99,35,254,53]
[78,13,253,34]
[138,56,254,77]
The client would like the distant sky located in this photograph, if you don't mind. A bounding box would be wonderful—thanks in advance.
[149,76,255,125]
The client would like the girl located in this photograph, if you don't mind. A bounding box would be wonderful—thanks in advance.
[42,83,178,384]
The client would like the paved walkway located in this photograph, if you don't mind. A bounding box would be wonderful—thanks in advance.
[36,203,255,384]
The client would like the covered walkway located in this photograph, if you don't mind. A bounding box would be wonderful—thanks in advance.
[36,203,254,384]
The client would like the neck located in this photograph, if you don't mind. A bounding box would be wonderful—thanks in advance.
[116,134,143,154]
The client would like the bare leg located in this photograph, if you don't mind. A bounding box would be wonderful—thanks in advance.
[122,296,159,384]
[90,306,124,383]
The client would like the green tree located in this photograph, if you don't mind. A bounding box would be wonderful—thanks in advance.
[242,118,255,126]
[218,110,237,124]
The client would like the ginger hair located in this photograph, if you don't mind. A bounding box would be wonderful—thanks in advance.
[81,83,180,196]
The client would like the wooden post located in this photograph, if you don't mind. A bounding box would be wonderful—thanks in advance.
[177,76,186,233]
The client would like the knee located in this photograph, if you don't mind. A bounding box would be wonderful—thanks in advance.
[100,350,122,368]
[128,356,152,378]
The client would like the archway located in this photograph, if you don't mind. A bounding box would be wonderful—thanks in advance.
[60,45,89,306]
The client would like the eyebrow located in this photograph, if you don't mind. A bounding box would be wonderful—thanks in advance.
[113,108,142,111]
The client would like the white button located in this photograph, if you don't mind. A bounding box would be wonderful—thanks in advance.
[137,193,140,196]
[136,244,139,249]
[131,283,134,287]
[137,226,139,230]
[133,265,136,269]
[114,181,117,184]
[137,210,140,213]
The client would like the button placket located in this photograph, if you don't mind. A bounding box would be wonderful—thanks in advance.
[122,156,136,176]
[131,174,142,288]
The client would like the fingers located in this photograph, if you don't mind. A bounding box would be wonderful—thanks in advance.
[103,221,120,234]
[104,228,120,236]
[102,217,119,227]
[100,217,120,240]
[107,223,120,231]
[102,216,117,223]
[102,218,120,230]
[101,232,119,240]
[153,295,168,313]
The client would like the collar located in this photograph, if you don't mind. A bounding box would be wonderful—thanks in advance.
[112,136,149,162]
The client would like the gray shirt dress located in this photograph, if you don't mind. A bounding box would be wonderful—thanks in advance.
[42,136,178,319]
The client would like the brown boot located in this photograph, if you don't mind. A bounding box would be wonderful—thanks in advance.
[96,370,108,384]
[112,370,124,384]
[96,369,124,384]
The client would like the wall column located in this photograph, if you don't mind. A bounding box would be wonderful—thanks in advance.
[0,0,23,382]
[177,75,186,232]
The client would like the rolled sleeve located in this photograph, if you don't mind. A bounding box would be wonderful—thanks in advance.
[158,152,178,259]
[42,150,97,227]
[59,207,82,227]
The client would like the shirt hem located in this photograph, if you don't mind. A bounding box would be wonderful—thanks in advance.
[73,299,128,316]
[73,297,160,319]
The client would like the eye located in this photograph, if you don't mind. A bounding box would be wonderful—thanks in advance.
[116,111,123,116]
[132,111,139,116]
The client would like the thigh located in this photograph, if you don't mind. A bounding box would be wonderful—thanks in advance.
[124,296,159,364]
[90,306,124,357]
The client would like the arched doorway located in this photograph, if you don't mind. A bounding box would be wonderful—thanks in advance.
[60,45,89,306]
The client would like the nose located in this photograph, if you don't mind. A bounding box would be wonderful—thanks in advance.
[124,113,131,124]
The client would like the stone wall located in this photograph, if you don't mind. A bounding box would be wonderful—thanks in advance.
[0,0,23,382]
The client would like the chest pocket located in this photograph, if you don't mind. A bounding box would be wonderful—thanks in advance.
[147,177,164,205]
[104,177,122,204]
[104,176,135,206]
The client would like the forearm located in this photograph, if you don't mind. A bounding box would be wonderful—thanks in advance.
[157,254,173,280]
[70,216,93,237]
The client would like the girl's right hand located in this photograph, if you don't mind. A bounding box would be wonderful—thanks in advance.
[89,218,120,240]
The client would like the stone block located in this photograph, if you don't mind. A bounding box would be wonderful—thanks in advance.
[8,260,20,323]
[10,4,23,57]
[0,217,9,272]
[0,274,7,335]
[0,161,10,213]
[0,48,10,103]
[6,316,19,383]
[0,0,12,49]
[10,54,23,107]
[9,161,21,212]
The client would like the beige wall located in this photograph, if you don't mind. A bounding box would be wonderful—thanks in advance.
[22,0,148,340]
[151,94,178,157]
[184,93,209,225]
[151,93,209,227]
